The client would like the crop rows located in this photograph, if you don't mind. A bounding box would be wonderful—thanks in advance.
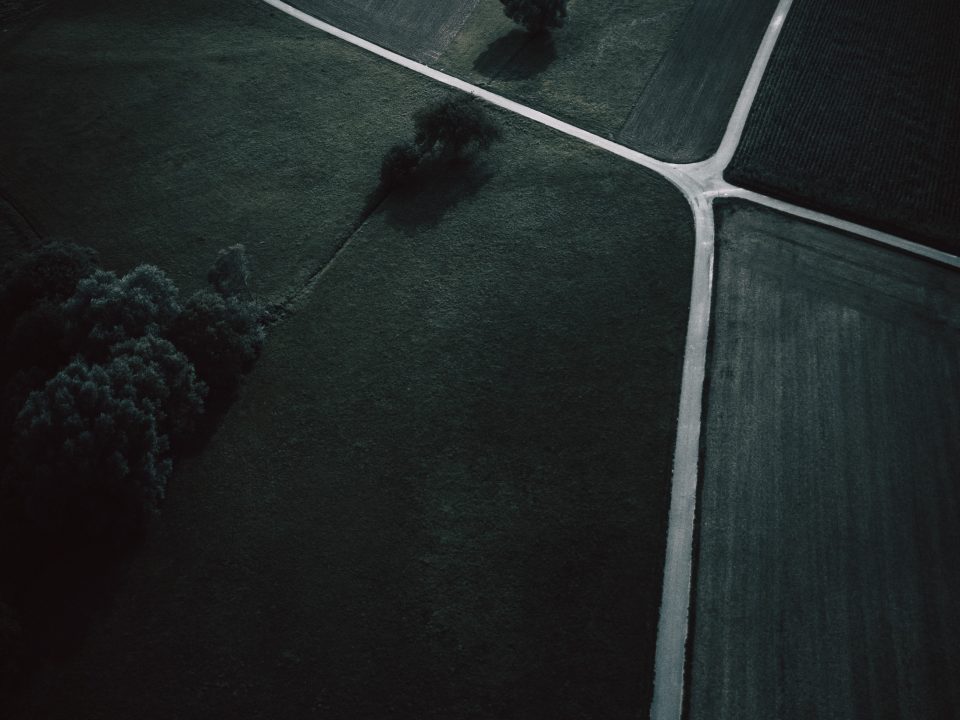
[727,0,960,254]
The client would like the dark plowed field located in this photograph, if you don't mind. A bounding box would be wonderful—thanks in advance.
[689,201,960,719]
[619,0,779,162]
[726,0,960,254]
[285,0,478,63]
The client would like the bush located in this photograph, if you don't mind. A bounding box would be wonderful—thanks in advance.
[379,142,423,189]
[500,0,568,34]
[167,291,266,405]
[413,96,502,159]
[63,265,181,359]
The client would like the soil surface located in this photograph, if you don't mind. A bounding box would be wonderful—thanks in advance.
[619,0,779,162]
[689,200,960,720]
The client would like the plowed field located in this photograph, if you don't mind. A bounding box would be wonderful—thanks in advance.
[727,0,960,253]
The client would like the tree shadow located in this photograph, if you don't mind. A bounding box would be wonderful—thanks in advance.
[473,30,557,81]
[382,157,495,235]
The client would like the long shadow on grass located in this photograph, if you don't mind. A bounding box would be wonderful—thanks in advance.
[473,30,557,81]
[382,158,494,235]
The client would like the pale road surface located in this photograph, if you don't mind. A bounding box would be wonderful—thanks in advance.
[257,2,960,719]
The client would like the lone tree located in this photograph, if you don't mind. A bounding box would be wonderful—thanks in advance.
[380,97,501,189]
[414,96,502,158]
[500,0,568,34]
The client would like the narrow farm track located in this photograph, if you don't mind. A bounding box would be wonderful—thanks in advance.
[256,2,960,720]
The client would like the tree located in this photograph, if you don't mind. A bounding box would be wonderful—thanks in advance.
[109,335,207,446]
[500,0,568,34]
[207,244,253,301]
[12,357,174,540]
[167,291,266,405]
[380,141,422,189]
[0,241,97,337]
[413,96,502,159]
[63,265,181,359]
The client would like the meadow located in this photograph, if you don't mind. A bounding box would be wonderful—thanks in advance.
[0,0,695,717]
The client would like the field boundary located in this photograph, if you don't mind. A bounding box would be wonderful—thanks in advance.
[253,3,960,720]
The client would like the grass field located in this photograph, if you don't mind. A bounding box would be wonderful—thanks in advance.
[726,0,960,254]
[437,0,694,138]
[688,201,960,719]
[0,0,450,300]
[0,0,697,717]
[9,126,695,720]
[284,0,479,63]
[617,0,779,162]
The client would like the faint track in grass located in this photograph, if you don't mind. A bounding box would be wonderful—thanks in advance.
[256,2,960,719]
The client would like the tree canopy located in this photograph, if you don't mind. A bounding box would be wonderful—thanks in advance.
[500,0,568,34]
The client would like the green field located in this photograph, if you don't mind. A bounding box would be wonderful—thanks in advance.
[618,0,779,161]
[0,0,696,717]
[0,0,448,300]
[727,0,960,253]
[689,201,960,719]
[437,0,694,138]
[285,0,478,63]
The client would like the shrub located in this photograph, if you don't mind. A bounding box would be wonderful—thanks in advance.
[500,0,568,34]
[380,142,423,189]
[63,265,181,359]
[167,291,266,404]
[413,96,502,159]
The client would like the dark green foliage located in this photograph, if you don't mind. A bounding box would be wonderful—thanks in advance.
[167,291,266,405]
[0,241,97,337]
[109,336,207,447]
[500,0,568,34]
[63,265,181,360]
[379,142,422,189]
[12,357,172,540]
[207,244,252,300]
[413,96,502,159]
